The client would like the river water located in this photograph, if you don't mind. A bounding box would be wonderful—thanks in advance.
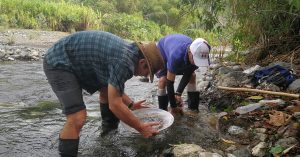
[0,61,220,157]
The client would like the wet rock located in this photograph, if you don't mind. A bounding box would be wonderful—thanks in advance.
[166,143,222,156]
[203,76,213,81]
[225,145,237,152]
[294,112,300,119]
[275,137,298,149]
[288,79,300,92]
[232,65,243,71]
[218,67,232,75]
[198,152,222,157]
[232,147,251,157]
[211,149,225,156]
[256,82,281,92]
[172,144,205,157]
[227,153,236,157]
[217,71,248,87]
[251,142,268,157]
[197,81,210,91]
[243,65,261,75]
[278,122,300,138]
[228,125,247,137]
[254,128,267,134]
[254,133,268,142]
[7,56,15,61]
[209,64,221,70]
[30,50,39,56]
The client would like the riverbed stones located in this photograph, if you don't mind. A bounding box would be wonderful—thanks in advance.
[275,137,298,149]
[172,144,205,157]
[167,143,224,157]
[251,142,268,157]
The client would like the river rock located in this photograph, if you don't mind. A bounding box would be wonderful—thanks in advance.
[172,144,205,157]
[251,142,268,157]
[198,152,223,157]
[198,81,210,91]
[232,147,251,157]
[254,133,268,142]
[275,137,298,149]
[288,79,300,92]
[218,67,232,75]
[228,125,247,137]
[254,128,267,134]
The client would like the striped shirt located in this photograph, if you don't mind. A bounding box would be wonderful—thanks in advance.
[45,31,139,94]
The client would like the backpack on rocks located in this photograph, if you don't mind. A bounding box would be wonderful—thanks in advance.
[252,65,297,89]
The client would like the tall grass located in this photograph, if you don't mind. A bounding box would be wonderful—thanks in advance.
[0,0,101,32]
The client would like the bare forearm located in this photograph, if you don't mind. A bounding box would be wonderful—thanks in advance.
[109,98,142,131]
[108,85,142,132]
[122,93,134,106]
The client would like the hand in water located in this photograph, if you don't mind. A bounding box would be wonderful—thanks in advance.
[132,100,149,110]
[175,95,183,107]
[139,122,160,138]
[170,107,184,116]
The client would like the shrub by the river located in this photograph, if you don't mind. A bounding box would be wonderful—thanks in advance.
[0,0,100,32]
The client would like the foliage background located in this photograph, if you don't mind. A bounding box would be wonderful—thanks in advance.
[0,0,299,63]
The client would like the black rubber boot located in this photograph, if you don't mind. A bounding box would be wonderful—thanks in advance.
[58,138,79,157]
[187,92,200,111]
[100,103,120,136]
[158,95,169,111]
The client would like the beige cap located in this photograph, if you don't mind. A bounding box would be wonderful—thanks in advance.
[136,42,165,82]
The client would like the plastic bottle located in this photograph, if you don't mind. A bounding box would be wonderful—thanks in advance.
[258,99,285,105]
[235,103,262,114]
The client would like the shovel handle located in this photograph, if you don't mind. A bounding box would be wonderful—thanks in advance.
[217,86,300,99]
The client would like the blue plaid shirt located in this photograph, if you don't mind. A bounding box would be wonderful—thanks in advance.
[45,31,140,94]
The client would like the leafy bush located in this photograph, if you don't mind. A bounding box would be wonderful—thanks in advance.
[0,0,101,31]
[183,29,219,46]
[102,13,163,41]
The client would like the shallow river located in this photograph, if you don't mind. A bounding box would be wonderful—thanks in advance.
[0,61,219,157]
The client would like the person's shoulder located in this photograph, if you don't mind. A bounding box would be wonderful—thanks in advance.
[166,33,190,38]
[163,34,191,41]
[71,30,119,37]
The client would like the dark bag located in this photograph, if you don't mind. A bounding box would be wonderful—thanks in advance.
[253,65,296,89]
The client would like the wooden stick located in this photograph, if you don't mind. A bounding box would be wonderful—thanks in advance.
[217,86,300,99]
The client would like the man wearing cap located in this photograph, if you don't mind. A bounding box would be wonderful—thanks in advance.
[43,30,164,156]
[155,34,210,114]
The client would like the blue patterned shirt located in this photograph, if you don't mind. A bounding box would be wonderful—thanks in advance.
[45,31,139,94]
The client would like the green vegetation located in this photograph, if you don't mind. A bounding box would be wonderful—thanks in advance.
[0,0,299,61]
[270,145,285,156]
[102,13,164,41]
[0,0,100,31]
[19,101,60,119]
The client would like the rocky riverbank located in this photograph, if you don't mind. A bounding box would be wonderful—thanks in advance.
[0,29,68,61]
[200,61,300,157]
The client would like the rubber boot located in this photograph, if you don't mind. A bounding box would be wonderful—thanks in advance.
[100,103,119,136]
[58,138,79,157]
[187,92,200,111]
[158,95,169,111]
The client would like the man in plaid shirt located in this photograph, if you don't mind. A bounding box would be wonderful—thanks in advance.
[43,31,164,156]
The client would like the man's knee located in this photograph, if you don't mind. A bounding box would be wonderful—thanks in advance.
[66,109,87,130]
[99,87,108,103]
[189,72,196,83]
[158,77,167,88]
